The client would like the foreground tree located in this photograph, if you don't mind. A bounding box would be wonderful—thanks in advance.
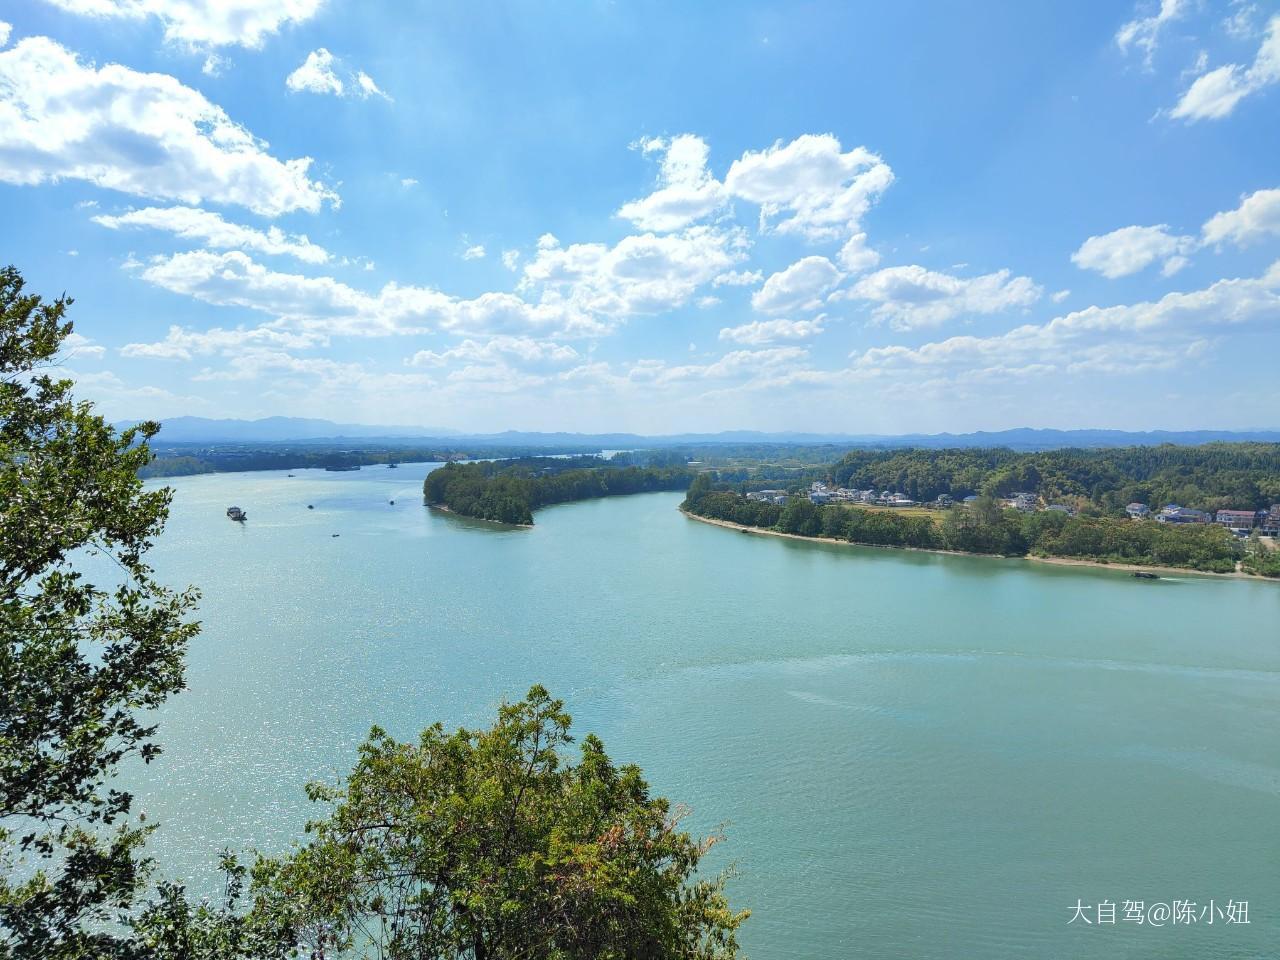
[0,266,201,958]
[254,686,748,959]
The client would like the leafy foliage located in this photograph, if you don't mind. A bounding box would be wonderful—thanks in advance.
[684,483,1244,572]
[251,686,747,959]
[0,267,200,958]
[424,458,692,525]
[829,444,1280,513]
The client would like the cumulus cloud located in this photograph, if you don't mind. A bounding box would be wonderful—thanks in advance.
[62,331,106,359]
[751,256,841,313]
[93,206,331,263]
[852,261,1280,382]
[462,244,486,260]
[134,249,600,338]
[286,49,389,100]
[837,232,880,273]
[723,134,893,242]
[626,347,810,386]
[120,323,324,360]
[719,317,825,345]
[1170,14,1280,121]
[39,0,322,49]
[712,270,762,287]
[846,265,1042,330]
[501,249,521,270]
[407,336,579,368]
[617,134,725,231]
[1116,0,1188,67]
[0,21,10,47]
[0,37,336,216]
[1071,224,1196,278]
[1201,187,1280,247]
[520,225,747,322]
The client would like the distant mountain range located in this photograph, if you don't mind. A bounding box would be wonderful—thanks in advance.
[119,417,1280,451]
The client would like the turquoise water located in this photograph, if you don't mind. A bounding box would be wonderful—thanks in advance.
[132,464,1280,958]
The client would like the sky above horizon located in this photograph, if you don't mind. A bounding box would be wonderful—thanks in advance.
[2,1,1279,434]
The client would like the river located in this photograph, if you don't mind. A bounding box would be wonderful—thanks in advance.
[131,463,1280,958]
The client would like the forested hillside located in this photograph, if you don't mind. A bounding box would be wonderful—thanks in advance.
[829,444,1280,512]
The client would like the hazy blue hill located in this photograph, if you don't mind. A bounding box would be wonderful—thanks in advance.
[120,417,1280,450]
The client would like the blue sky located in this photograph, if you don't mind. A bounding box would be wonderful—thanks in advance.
[1,0,1278,433]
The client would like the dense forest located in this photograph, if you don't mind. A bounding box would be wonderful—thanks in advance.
[424,457,692,524]
[137,441,614,478]
[828,443,1280,513]
[682,475,1257,574]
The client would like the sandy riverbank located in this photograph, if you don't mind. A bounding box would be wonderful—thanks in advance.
[427,503,533,529]
[679,508,1275,583]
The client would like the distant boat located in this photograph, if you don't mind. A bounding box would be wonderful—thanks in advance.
[387,463,399,469]
[307,504,314,509]
[226,506,247,522]
[331,533,340,538]
[324,464,360,472]
[389,500,395,505]
[1132,571,1160,580]
[287,474,296,477]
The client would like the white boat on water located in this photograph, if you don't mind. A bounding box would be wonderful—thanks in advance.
[226,506,247,522]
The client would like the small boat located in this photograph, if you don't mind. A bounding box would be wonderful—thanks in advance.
[287,474,296,477]
[1131,571,1160,580]
[226,506,247,522]
[387,463,399,469]
[331,533,340,538]
[307,504,314,509]
[389,500,395,505]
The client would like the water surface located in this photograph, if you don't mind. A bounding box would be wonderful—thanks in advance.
[133,464,1280,958]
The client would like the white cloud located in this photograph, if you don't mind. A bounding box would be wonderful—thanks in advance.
[1052,289,1071,303]
[135,249,599,338]
[712,269,762,287]
[0,37,336,216]
[1170,14,1280,121]
[520,225,747,323]
[846,265,1042,330]
[501,249,521,270]
[407,336,579,368]
[201,53,226,76]
[1223,3,1260,41]
[719,317,825,345]
[626,347,810,386]
[400,177,418,188]
[1071,224,1195,278]
[837,232,879,273]
[617,134,725,232]
[1201,187,1280,247]
[93,206,330,263]
[287,48,389,100]
[40,0,322,50]
[121,323,323,360]
[1116,0,1188,67]
[723,134,893,241]
[852,261,1280,383]
[0,21,11,47]
[62,331,106,358]
[462,244,486,260]
[751,256,841,313]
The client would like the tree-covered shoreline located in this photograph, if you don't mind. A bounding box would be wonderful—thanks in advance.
[682,476,1262,575]
[424,457,692,525]
[828,443,1280,514]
